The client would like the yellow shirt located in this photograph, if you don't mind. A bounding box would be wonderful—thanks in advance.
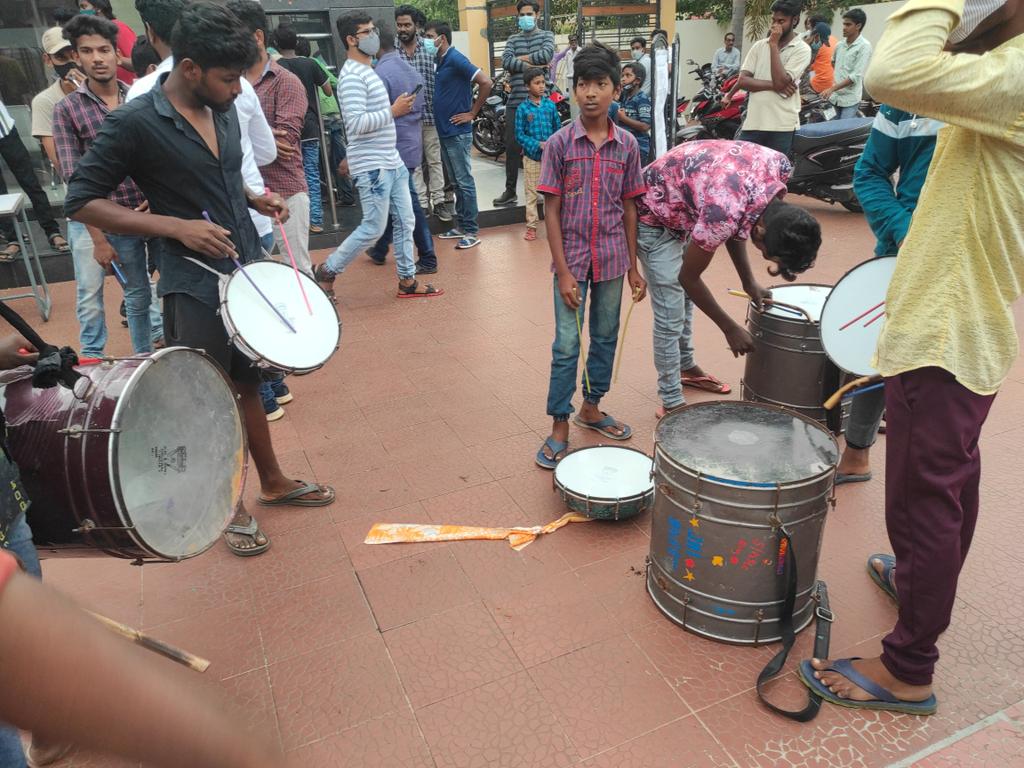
[866,0,1024,395]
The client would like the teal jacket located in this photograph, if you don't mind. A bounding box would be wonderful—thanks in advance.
[853,105,942,256]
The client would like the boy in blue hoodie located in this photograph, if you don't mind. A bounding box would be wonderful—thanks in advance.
[835,105,941,484]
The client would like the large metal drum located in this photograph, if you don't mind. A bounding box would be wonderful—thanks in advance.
[647,401,838,645]
[0,347,246,561]
[741,284,845,428]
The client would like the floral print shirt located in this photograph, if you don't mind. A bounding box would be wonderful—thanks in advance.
[637,140,791,251]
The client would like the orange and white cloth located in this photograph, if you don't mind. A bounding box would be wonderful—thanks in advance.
[364,512,591,551]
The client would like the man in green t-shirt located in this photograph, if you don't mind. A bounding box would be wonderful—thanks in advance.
[301,40,355,206]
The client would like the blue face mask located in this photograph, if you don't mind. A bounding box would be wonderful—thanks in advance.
[422,37,437,57]
[518,15,536,32]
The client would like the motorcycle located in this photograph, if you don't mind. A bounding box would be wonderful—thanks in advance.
[472,73,572,159]
[787,116,874,212]
[675,61,746,142]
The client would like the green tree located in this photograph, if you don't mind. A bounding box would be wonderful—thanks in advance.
[403,0,461,30]
[677,0,878,41]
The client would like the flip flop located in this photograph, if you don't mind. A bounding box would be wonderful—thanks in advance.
[258,481,335,507]
[867,553,898,602]
[572,412,633,441]
[797,658,936,716]
[535,436,568,470]
[681,374,732,395]
[836,471,872,485]
[223,516,271,557]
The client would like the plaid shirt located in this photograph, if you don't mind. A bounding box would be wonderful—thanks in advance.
[397,36,435,125]
[538,118,646,282]
[52,80,143,209]
[514,96,560,162]
[253,59,308,198]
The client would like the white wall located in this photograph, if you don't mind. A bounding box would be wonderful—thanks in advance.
[452,30,471,57]
[673,0,906,99]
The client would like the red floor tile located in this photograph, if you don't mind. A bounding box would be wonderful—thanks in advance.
[285,709,434,767]
[579,715,736,767]
[245,522,350,599]
[335,502,441,572]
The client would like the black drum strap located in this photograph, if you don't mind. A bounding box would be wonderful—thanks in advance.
[0,299,81,391]
[755,524,833,722]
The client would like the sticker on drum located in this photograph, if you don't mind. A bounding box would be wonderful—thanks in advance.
[762,284,831,321]
[819,256,897,376]
[553,445,654,521]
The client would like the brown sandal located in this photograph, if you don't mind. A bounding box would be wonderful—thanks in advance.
[397,279,444,299]
[313,263,337,303]
[0,241,21,262]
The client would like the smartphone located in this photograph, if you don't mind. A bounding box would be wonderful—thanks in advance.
[411,83,423,96]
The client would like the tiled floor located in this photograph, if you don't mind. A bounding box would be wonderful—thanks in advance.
[7,198,1024,767]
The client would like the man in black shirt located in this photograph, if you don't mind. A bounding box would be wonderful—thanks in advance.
[64,2,336,557]
[274,26,332,234]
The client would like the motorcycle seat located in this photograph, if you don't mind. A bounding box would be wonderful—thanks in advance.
[792,117,873,152]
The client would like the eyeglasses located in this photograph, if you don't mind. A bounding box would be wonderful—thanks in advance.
[354,28,376,38]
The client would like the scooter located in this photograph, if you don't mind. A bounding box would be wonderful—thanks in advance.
[787,117,874,212]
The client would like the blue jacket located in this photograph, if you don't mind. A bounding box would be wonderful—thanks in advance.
[853,105,942,256]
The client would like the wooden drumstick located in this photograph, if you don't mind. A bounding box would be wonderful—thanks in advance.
[823,375,882,411]
[87,611,211,673]
[726,290,813,322]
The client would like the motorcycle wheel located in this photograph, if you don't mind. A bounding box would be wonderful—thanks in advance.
[472,120,505,158]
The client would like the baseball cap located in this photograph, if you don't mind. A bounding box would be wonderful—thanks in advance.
[41,26,71,55]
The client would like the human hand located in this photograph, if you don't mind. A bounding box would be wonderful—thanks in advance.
[65,67,86,88]
[769,21,784,45]
[742,281,772,310]
[450,111,475,125]
[134,199,150,213]
[178,219,237,260]
[391,92,416,117]
[820,87,835,101]
[724,323,756,357]
[780,79,797,97]
[557,270,581,310]
[254,191,290,224]
[337,158,350,177]
[0,335,38,370]
[628,268,647,303]
[92,238,117,269]
[272,128,297,159]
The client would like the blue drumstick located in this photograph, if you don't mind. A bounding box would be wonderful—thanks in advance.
[842,382,885,402]
[201,211,296,334]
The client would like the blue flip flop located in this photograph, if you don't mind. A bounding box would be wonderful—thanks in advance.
[535,436,568,470]
[867,553,898,602]
[798,658,937,716]
[572,412,633,441]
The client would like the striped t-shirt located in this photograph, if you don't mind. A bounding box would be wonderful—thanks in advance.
[338,59,402,175]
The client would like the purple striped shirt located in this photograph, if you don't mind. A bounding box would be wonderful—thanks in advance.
[538,118,645,282]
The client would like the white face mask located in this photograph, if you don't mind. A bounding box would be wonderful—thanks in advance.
[631,49,643,61]
[949,0,1008,43]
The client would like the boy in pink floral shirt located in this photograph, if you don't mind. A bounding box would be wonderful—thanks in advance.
[635,140,821,416]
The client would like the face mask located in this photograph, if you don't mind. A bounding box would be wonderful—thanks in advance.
[949,0,1008,43]
[53,61,79,79]
[631,49,643,61]
[422,37,437,57]
[518,15,535,32]
[357,31,380,57]
[79,8,96,14]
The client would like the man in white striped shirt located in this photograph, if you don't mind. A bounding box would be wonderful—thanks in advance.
[315,13,443,299]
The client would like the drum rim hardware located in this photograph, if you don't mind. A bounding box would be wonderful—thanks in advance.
[552,444,655,521]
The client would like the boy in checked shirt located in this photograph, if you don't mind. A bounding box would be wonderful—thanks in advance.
[534,43,647,469]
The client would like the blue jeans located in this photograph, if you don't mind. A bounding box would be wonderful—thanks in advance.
[301,140,323,228]
[637,223,695,410]
[324,166,415,280]
[369,168,436,270]
[833,104,860,120]
[260,232,274,254]
[737,129,794,157]
[546,274,623,419]
[68,220,161,357]
[438,133,479,235]
[0,513,40,768]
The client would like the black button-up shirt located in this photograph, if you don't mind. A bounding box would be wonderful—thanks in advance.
[64,74,260,308]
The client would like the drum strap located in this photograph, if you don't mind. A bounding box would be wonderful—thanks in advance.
[755,524,833,722]
[0,300,82,391]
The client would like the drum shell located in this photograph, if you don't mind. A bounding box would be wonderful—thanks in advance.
[741,296,849,431]
[646,426,834,645]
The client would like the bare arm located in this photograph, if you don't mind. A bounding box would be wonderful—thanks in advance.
[39,136,59,170]
[768,39,794,92]
[543,193,581,310]
[0,567,285,768]
[471,70,493,115]
[680,241,755,355]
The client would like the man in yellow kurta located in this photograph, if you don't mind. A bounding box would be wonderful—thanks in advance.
[799,0,1024,715]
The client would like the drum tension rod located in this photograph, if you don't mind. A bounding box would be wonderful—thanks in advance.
[58,425,121,437]
[73,519,137,534]
[753,609,765,647]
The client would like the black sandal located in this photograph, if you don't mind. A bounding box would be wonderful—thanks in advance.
[47,233,70,253]
[0,241,20,263]
[396,279,444,299]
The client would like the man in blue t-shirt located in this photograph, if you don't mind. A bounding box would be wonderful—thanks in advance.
[423,20,492,250]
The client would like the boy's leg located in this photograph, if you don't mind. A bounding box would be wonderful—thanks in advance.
[580,276,624,424]
[523,157,540,231]
[637,223,686,411]
[545,276,589,454]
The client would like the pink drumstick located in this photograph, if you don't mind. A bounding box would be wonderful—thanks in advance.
[839,301,885,331]
[265,188,313,316]
[862,310,886,328]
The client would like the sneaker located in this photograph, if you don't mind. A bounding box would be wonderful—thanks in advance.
[524,228,537,241]
[415,261,438,275]
[455,235,481,250]
[266,405,285,422]
[272,381,293,405]
[366,249,386,265]
[434,201,455,222]
[493,189,517,207]
[438,228,465,240]
[260,382,285,421]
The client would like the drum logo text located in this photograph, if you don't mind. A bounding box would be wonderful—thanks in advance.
[667,516,683,571]
[152,445,188,474]
[776,537,789,576]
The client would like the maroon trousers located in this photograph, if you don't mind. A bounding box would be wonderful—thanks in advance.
[880,367,996,686]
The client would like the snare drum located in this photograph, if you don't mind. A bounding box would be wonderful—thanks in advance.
[0,347,246,561]
[219,260,341,375]
[647,401,838,644]
[819,256,897,376]
[553,445,654,521]
[741,284,844,426]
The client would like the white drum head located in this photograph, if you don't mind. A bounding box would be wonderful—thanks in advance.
[764,284,831,321]
[224,260,340,371]
[819,256,897,375]
[555,446,653,499]
[112,348,245,559]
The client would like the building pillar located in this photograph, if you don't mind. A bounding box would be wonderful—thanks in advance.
[458,0,491,72]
